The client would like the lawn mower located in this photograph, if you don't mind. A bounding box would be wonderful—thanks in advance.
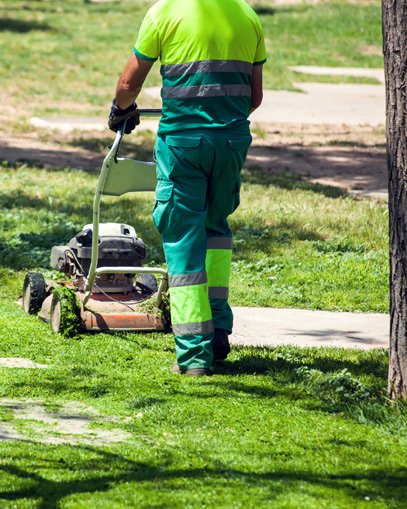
[21,109,169,335]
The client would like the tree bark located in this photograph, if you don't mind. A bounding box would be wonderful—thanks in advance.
[382,0,407,398]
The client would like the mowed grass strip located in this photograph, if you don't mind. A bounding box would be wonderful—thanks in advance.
[0,0,383,116]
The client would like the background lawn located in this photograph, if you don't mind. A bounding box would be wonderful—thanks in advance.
[0,0,383,117]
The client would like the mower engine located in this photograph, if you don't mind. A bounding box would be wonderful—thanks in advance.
[51,223,147,293]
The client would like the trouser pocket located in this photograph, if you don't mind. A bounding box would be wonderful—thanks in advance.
[152,180,174,234]
[227,136,252,213]
[165,135,203,178]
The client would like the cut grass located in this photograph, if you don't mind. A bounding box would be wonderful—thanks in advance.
[0,0,383,117]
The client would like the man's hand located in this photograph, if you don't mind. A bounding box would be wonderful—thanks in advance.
[108,100,140,134]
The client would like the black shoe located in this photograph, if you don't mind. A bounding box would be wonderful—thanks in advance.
[171,363,212,376]
[185,368,212,376]
[212,328,231,361]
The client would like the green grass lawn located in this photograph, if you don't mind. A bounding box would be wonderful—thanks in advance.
[0,1,401,506]
[0,0,383,117]
[0,301,406,508]
[0,147,388,312]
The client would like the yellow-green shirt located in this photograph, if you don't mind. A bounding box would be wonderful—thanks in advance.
[134,0,267,134]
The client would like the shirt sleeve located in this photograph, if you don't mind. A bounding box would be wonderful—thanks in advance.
[253,21,267,66]
[134,11,160,62]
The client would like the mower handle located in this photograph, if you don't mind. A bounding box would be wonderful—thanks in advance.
[114,108,162,161]
[83,108,162,305]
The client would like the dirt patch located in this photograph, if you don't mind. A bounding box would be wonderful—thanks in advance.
[0,358,49,369]
[249,123,387,198]
[0,399,133,445]
[0,131,104,171]
[0,121,387,198]
[0,422,24,442]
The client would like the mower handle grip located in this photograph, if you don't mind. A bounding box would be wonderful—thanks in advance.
[138,108,162,117]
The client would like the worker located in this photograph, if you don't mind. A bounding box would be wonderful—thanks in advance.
[108,0,266,376]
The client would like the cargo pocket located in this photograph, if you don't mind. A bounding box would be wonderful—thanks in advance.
[231,176,242,212]
[227,136,252,165]
[166,136,202,178]
[152,180,174,234]
[227,136,252,212]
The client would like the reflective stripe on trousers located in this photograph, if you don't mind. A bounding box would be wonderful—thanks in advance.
[168,271,213,336]
[206,237,232,301]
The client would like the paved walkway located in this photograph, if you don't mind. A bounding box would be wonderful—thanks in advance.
[231,307,389,350]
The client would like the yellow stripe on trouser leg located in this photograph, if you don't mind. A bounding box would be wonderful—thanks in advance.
[169,282,214,370]
[206,245,233,332]
[206,248,232,292]
[170,283,213,332]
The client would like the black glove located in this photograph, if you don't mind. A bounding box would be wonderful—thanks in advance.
[108,100,140,134]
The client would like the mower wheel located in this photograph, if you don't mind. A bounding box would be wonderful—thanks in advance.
[50,289,80,336]
[136,273,158,295]
[22,272,46,314]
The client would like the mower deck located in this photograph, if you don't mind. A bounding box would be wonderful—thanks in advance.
[39,290,166,332]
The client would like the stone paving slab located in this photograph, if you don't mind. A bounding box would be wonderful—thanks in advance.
[231,307,389,350]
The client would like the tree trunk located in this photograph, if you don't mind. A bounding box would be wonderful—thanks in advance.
[382,0,407,399]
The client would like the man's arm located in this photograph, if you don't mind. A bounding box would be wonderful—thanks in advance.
[115,53,154,109]
[251,64,263,113]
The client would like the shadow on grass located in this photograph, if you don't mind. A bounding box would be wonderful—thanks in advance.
[242,167,348,198]
[252,5,276,15]
[0,168,333,272]
[219,347,388,379]
[0,231,163,271]
[0,18,54,32]
[0,188,163,269]
[68,137,155,163]
[0,445,405,508]
[232,217,324,253]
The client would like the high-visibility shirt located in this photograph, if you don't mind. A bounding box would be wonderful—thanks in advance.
[134,0,267,134]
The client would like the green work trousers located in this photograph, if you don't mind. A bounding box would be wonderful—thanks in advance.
[153,129,252,370]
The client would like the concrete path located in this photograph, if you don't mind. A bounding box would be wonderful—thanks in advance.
[250,82,384,125]
[290,66,385,84]
[251,66,384,125]
[231,307,389,350]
